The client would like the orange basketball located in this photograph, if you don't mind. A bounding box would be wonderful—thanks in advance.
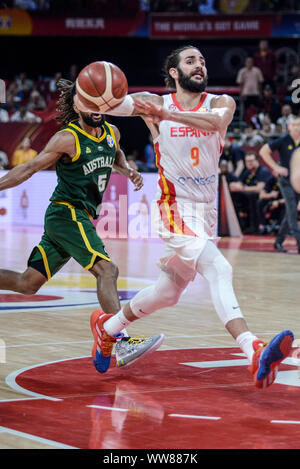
[75,61,128,113]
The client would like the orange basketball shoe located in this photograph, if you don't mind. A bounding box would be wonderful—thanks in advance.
[249,330,294,389]
[90,310,124,374]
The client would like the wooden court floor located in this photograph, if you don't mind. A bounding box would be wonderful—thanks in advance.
[0,226,300,449]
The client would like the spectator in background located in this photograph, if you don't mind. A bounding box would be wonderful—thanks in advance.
[258,84,281,124]
[277,104,296,133]
[0,105,9,123]
[239,125,264,147]
[258,113,278,140]
[236,56,264,119]
[12,136,37,167]
[49,72,62,93]
[144,134,157,172]
[10,106,42,123]
[14,72,34,93]
[6,81,24,110]
[14,0,38,9]
[198,0,217,14]
[260,116,300,252]
[231,152,272,233]
[253,39,278,91]
[27,88,47,111]
[220,136,245,177]
[286,64,300,94]
[126,149,139,171]
[67,64,78,82]
[0,147,8,169]
[257,175,285,235]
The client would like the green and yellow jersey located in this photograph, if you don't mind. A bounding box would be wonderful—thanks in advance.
[50,120,117,219]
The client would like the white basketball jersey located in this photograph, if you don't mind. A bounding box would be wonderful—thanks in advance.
[154,92,223,204]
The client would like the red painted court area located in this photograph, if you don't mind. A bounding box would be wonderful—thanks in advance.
[0,294,63,302]
[1,348,299,449]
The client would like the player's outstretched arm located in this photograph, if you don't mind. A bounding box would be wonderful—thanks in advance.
[103,92,163,117]
[133,93,236,136]
[0,132,75,191]
[111,125,143,191]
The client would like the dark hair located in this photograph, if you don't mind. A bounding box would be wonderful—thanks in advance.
[163,45,199,90]
[245,151,258,160]
[55,79,78,127]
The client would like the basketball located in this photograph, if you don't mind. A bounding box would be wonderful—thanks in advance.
[75,61,128,113]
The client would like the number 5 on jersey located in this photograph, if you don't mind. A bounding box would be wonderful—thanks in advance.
[191,147,200,166]
[98,174,107,192]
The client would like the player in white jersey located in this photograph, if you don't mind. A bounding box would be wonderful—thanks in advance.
[75,45,294,388]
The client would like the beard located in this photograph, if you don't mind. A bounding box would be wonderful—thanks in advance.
[177,67,208,93]
[81,112,105,128]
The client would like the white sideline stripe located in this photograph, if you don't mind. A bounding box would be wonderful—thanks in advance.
[169,414,221,421]
[271,420,300,425]
[0,426,77,448]
[87,405,128,412]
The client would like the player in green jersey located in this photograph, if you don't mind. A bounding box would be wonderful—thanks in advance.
[0,79,165,374]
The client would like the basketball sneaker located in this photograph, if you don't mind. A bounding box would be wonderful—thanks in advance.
[115,333,165,368]
[90,310,124,374]
[249,329,294,389]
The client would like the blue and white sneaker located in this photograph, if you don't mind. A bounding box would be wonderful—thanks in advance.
[249,329,294,389]
[90,310,124,374]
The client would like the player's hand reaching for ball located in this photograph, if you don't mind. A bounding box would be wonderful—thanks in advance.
[129,169,143,191]
[133,98,169,123]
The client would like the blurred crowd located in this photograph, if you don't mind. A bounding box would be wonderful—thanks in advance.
[1,0,300,14]
[149,0,300,13]
[0,0,144,15]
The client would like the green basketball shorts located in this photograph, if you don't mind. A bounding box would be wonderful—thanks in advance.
[28,201,111,280]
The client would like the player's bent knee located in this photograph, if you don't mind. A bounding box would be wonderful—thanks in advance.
[200,255,232,283]
[91,259,119,280]
[18,280,41,295]
[18,269,46,295]
[154,283,182,308]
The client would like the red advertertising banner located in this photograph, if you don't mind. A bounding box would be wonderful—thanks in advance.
[150,13,273,38]
[0,9,146,36]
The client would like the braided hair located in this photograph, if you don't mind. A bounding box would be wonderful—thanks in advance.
[55,79,78,127]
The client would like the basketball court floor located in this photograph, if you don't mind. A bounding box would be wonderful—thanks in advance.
[0,225,300,449]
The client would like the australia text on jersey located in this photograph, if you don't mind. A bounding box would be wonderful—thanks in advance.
[83,155,114,176]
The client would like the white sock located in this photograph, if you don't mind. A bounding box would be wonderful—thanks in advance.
[103,309,131,336]
[236,331,258,362]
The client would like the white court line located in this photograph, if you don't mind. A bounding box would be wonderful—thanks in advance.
[5,356,88,402]
[87,405,128,412]
[1,339,91,349]
[2,332,299,350]
[169,414,221,421]
[271,420,300,425]
[0,426,77,448]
